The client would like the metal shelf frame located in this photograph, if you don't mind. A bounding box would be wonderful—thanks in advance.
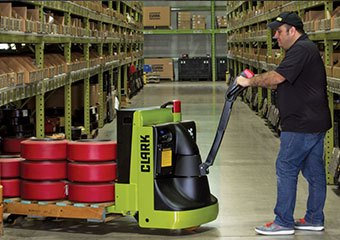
[23,1,141,31]
[226,1,338,184]
[0,0,143,139]
[144,0,226,81]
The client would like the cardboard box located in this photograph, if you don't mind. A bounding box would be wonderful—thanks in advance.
[333,64,340,78]
[90,84,99,106]
[143,6,170,27]
[27,8,39,21]
[45,87,64,108]
[332,54,340,78]
[178,21,191,29]
[5,58,29,84]
[144,58,174,81]
[177,11,191,29]
[45,83,82,113]
[192,15,206,30]
[331,16,340,29]
[7,72,17,87]
[178,12,191,21]
[192,20,206,30]
[12,7,27,31]
[326,65,332,77]
[305,10,324,22]
[12,6,27,19]
[54,15,65,26]
[0,73,7,89]
[0,3,12,18]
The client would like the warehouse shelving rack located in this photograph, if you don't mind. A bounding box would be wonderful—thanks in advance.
[143,0,228,81]
[0,0,144,139]
[226,1,340,184]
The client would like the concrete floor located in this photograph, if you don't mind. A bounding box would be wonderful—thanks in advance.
[3,81,340,239]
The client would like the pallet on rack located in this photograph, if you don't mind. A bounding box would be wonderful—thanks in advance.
[3,198,120,222]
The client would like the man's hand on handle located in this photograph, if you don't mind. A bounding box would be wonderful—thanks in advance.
[236,75,252,87]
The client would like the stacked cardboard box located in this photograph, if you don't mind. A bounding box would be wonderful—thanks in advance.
[263,1,289,12]
[143,6,171,28]
[331,6,340,29]
[0,2,68,34]
[0,56,42,87]
[192,14,206,30]
[216,16,227,28]
[330,52,340,78]
[304,10,325,32]
[0,3,12,18]
[144,58,174,81]
[44,54,67,78]
[177,12,191,29]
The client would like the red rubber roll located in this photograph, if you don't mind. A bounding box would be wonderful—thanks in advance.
[0,156,23,178]
[2,137,27,154]
[21,138,68,160]
[68,140,117,162]
[68,183,114,203]
[21,161,67,180]
[2,179,20,197]
[21,180,67,200]
[67,162,117,182]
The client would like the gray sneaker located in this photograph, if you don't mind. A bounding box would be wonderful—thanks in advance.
[294,218,324,231]
[255,221,295,235]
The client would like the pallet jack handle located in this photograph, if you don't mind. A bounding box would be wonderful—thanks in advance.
[160,100,181,112]
[199,69,254,175]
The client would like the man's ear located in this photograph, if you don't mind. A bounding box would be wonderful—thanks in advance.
[291,26,297,34]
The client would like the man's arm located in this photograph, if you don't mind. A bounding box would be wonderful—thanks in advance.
[236,71,285,89]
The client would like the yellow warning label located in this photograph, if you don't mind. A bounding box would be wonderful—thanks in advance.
[161,148,172,167]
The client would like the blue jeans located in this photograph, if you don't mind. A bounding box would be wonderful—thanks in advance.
[274,131,327,228]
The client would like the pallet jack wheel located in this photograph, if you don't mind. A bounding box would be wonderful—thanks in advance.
[68,139,117,161]
[133,212,139,222]
[183,226,201,232]
[21,138,68,160]
[6,214,25,225]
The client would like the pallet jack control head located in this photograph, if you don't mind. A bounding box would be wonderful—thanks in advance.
[160,99,181,113]
[226,69,254,101]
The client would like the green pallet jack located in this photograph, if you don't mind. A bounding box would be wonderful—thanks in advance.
[107,69,254,230]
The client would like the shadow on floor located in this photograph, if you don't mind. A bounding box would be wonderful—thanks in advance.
[5,216,215,237]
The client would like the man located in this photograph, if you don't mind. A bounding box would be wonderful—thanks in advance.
[236,12,331,235]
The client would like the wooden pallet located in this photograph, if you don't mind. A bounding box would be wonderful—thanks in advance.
[0,186,3,235]
[0,203,3,236]
[146,73,160,83]
[3,198,120,222]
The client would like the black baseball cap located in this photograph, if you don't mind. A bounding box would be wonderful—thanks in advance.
[268,12,304,30]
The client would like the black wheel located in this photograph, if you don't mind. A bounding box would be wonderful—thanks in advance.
[6,214,25,225]
[133,212,139,222]
[183,225,200,232]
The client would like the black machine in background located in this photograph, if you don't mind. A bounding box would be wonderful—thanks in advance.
[178,56,228,81]
[216,57,228,81]
[178,57,212,81]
